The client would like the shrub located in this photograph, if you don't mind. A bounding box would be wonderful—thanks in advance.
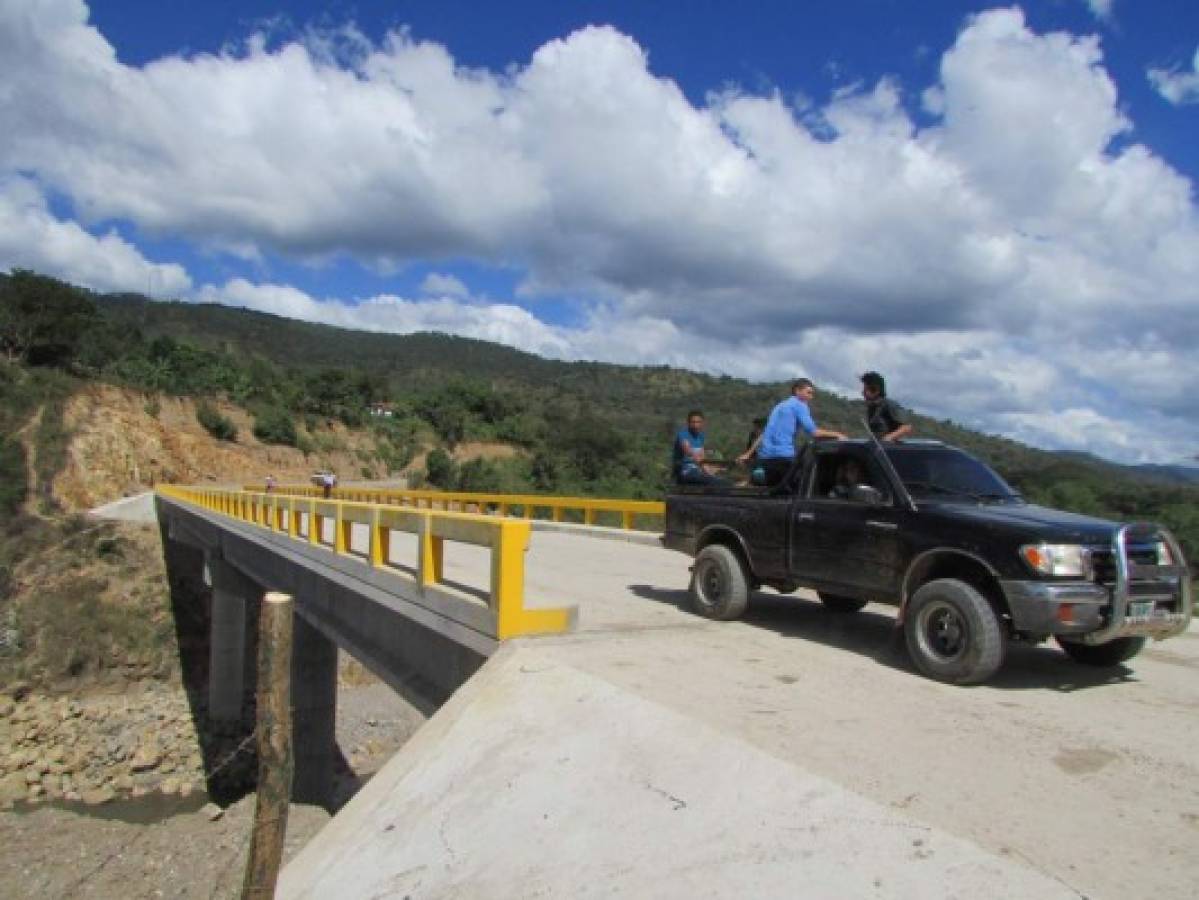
[425,448,456,488]
[196,401,237,441]
[252,405,298,446]
[0,438,26,517]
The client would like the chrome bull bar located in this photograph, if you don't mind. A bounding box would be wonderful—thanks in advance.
[1082,523,1193,645]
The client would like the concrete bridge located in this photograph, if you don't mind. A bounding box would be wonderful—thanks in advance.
[149,486,1199,899]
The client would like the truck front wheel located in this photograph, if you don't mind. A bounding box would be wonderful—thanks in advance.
[1056,635,1146,666]
[905,579,1005,685]
[690,545,750,621]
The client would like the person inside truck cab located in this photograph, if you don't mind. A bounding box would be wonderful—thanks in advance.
[828,458,866,499]
[673,411,727,486]
[758,379,848,486]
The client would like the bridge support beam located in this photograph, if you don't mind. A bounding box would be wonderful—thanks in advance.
[291,611,338,806]
[205,558,260,727]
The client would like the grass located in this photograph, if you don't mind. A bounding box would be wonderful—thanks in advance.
[0,514,176,688]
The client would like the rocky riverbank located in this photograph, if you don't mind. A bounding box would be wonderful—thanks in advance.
[0,684,213,808]
[0,674,427,898]
[0,669,426,811]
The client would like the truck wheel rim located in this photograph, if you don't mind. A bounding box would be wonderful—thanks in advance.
[699,561,724,603]
[917,600,967,661]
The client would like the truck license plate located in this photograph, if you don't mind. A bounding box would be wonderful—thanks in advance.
[1129,601,1153,619]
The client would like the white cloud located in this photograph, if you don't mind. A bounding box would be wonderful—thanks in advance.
[0,176,191,296]
[195,278,573,358]
[1084,1,1115,23]
[419,272,470,298]
[2,2,1198,463]
[1148,46,1199,105]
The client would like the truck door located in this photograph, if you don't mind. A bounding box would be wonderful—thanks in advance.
[789,446,904,595]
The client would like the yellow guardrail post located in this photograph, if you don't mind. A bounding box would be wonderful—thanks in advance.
[370,507,389,567]
[622,510,634,530]
[492,518,572,638]
[335,503,349,554]
[308,499,319,546]
[288,497,300,539]
[418,514,444,587]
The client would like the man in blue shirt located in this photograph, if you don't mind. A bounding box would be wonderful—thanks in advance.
[759,379,847,486]
[673,410,726,485]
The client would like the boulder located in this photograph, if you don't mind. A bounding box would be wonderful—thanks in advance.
[130,742,162,772]
[0,772,27,804]
[81,786,116,806]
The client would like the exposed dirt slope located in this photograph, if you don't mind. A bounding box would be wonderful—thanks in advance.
[49,386,528,511]
[53,385,380,509]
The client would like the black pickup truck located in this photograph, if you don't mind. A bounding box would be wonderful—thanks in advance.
[663,439,1193,684]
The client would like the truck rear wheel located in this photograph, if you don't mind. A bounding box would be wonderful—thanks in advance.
[690,545,750,621]
[905,579,1005,685]
[817,592,869,614]
[1056,635,1146,666]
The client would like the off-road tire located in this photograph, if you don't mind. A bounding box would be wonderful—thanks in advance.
[905,578,1005,684]
[1056,635,1146,667]
[818,592,869,614]
[690,545,750,621]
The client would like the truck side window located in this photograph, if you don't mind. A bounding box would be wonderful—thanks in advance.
[815,453,890,503]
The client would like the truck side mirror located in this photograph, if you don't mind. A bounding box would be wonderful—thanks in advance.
[850,484,884,506]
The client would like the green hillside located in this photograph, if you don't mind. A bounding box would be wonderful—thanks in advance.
[3,270,1198,568]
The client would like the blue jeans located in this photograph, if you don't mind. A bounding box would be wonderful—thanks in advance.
[676,465,727,486]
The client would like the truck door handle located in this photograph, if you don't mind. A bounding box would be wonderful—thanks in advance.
[867,520,898,531]
[797,512,815,522]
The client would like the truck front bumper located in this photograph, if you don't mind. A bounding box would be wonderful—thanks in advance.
[1001,524,1192,643]
[1000,580,1110,636]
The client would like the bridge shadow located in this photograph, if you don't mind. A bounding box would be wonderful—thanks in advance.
[626,584,1138,693]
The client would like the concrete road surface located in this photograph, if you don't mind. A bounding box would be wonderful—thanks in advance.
[467,530,1197,897]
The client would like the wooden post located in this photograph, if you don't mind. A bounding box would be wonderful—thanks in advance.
[241,592,294,900]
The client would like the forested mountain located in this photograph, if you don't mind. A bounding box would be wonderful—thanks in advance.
[3,270,1198,566]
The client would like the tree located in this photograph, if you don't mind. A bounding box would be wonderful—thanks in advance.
[0,270,98,367]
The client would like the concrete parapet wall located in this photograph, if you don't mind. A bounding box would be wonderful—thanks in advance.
[156,496,494,713]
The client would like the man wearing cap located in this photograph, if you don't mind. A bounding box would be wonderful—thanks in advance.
[861,371,912,442]
[758,378,847,486]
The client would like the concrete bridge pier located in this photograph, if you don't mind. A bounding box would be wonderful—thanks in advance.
[204,558,259,727]
[290,610,338,807]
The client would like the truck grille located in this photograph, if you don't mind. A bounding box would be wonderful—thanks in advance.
[1088,545,1160,584]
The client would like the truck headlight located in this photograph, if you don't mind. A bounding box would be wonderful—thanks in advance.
[1020,543,1087,577]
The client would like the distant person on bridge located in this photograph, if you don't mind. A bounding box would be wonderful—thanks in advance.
[758,378,847,486]
[861,371,912,442]
[672,411,727,486]
[265,474,277,493]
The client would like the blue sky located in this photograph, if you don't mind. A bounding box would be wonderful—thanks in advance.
[2,1,1198,463]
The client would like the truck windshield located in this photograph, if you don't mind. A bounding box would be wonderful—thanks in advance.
[883,445,1021,503]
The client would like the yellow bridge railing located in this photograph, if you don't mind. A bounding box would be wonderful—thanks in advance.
[157,485,576,641]
[248,484,666,531]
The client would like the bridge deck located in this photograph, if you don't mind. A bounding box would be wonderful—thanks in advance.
[281,531,1199,898]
